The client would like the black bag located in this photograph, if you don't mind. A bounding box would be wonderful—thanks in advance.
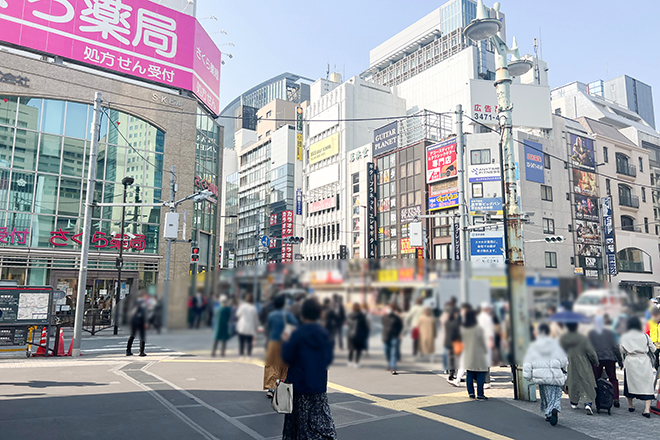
[595,378,614,415]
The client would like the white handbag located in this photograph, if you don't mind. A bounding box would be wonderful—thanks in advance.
[271,379,293,414]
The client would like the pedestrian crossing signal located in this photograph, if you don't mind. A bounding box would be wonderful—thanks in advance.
[339,245,347,260]
[191,246,200,263]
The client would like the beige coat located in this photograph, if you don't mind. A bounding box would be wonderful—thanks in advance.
[462,326,489,372]
[620,330,657,396]
[417,314,437,355]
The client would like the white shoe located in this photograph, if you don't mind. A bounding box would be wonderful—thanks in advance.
[570,403,578,410]
[447,378,461,387]
[355,363,361,369]
[585,405,593,416]
[484,383,491,389]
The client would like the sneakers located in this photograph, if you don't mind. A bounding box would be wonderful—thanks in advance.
[448,378,461,387]
[549,409,558,426]
[477,396,488,401]
[570,402,579,410]
[585,404,593,416]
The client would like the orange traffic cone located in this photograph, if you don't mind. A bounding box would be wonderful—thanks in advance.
[56,329,65,357]
[66,335,74,356]
[33,327,47,357]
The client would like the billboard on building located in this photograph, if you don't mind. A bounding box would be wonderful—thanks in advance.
[523,139,544,183]
[470,231,505,265]
[468,164,500,182]
[469,197,503,214]
[0,0,222,115]
[601,196,618,275]
[575,220,601,245]
[428,180,458,211]
[309,133,339,165]
[572,169,598,197]
[574,194,599,222]
[400,205,421,223]
[400,238,415,254]
[308,196,335,214]
[569,134,595,172]
[373,121,398,156]
[426,138,457,184]
[367,162,377,258]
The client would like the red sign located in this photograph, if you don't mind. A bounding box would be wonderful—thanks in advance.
[194,176,219,197]
[270,213,278,226]
[308,196,335,214]
[400,238,415,254]
[0,228,29,245]
[426,139,457,184]
[50,230,146,251]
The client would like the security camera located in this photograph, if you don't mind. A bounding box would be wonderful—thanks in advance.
[193,189,213,202]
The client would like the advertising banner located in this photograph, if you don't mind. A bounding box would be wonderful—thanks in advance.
[523,139,544,183]
[296,133,303,161]
[308,196,335,214]
[576,243,602,257]
[295,188,302,215]
[469,197,503,214]
[453,222,461,260]
[367,162,377,258]
[400,205,421,224]
[309,133,339,165]
[468,164,501,182]
[601,196,617,275]
[426,138,457,184]
[572,169,598,197]
[0,0,221,114]
[373,121,398,156]
[470,231,504,265]
[429,180,458,211]
[575,194,599,222]
[575,220,601,245]
[569,134,595,172]
[400,237,415,254]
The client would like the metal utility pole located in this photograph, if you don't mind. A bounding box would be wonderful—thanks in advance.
[456,104,469,304]
[113,176,134,335]
[162,165,175,331]
[253,209,261,303]
[464,0,534,400]
[72,92,102,357]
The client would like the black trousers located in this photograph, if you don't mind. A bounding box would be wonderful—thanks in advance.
[130,323,145,342]
[239,334,253,356]
[349,348,362,364]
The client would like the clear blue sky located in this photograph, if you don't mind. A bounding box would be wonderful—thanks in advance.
[197,0,659,125]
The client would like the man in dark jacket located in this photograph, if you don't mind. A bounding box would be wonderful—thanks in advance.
[381,302,403,375]
[588,315,624,407]
[444,308,461,380]
[126,292,149,357]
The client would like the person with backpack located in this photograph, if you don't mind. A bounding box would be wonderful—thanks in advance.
[588,315,623,409]
[560,322,599,415]
[126,291,149,357]
[523,323,568,426]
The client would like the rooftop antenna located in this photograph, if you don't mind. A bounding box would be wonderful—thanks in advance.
[326,63,330,80]
[533,37,540,85]
[539,27,543,60]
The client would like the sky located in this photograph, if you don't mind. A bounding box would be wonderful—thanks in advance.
[196,0,659,125]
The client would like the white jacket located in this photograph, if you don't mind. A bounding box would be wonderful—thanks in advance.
[523,336,568,386]
[235,303,259,336]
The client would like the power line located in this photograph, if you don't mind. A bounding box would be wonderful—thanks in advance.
[464,114,659,193]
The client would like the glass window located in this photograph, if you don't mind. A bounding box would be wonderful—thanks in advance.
[38,134,62,174]
[34,174,59,215]
[472,183,483,198]
[17,98,41,131]
[471,149,491,165]
[414,159,422,175]
[13,129,38,171]
[541,185,553,201]
[383,154,390,169]
[390,181,396,196]
[9,172,35,212]
[390,153,396,167]
[0,126,14,167]
[543,153,551,169]
[415,190,422,205]
[41,99,65,135]
[408,192,415,205]
[31,215,55,248]
[407,162,414,176]
[57,178,82,217]
[64,102,89,139]
[542,218,555,234]
[95,143,106,180]
[545,251,557,268]
[0,97,18,127]
[106,145,128,183]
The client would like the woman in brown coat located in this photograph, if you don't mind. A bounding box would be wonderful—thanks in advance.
[417,307,437,362]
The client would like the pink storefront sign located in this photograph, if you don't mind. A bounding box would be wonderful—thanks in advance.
[0,0,221,115]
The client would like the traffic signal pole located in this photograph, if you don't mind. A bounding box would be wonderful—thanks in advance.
[162,165,175,331]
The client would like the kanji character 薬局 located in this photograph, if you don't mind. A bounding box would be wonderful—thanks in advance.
[132,9,177,58]
[79,0,133,45]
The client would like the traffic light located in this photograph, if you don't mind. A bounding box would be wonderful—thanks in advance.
[191,246,200,263]
[282,236,304,244]
[545,236,565,243]
[339,245,347,260]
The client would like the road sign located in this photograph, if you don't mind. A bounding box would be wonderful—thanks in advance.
[261,236,270,247]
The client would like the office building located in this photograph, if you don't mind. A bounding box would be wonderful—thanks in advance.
[588,75,655,129]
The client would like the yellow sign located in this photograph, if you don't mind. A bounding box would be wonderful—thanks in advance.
[474,275,507,288]
[378,269,398,283]
[296,133,303,161]
[309,133,339,165]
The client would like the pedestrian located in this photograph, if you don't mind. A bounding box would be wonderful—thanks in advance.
[523,323,568,426]
[150,295,163,334]
[332,295,346,350]
[381,302,403,375]
[362,302,371,356]
[191,292,205,329]
[405,297,425,357]
[281,297,336,440]
[449,303,473,387]
[264,295,298,398]
[444,307,461,381]
[346,303,369,368]
[236,294,259,359]
[126,291,149,357]
[461,309,489,400]
[322,299,339,347]
[560,322,599,415]
[439,302,452,373]
[588,315,623,408]
[417,307,437,363]
[212,295,232,357]
[621,316,657,418]
[477,303,495,388]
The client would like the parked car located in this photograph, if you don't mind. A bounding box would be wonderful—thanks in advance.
[572,288,629,321]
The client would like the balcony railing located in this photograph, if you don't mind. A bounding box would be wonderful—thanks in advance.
[619,194,640,208]
[616,163,637,177]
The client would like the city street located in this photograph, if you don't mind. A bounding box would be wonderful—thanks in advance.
[0,329,654,440]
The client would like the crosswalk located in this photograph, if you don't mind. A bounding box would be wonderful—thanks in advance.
[82,342,179,355]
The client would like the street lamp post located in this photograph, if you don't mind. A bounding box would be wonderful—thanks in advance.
[114,176,134,335]
[464,0,533,400]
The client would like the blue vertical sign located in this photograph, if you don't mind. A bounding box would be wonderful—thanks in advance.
[295,188,303,215]
[524,139,545,183]
[601,197,617,275]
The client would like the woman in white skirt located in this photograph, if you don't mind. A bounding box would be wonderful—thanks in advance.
[620,317,657,418]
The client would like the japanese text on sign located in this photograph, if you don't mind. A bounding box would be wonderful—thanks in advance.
[49,230,146,251]
[426,139,457,184]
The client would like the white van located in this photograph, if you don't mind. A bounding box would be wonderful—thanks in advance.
[573,288,630,321]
